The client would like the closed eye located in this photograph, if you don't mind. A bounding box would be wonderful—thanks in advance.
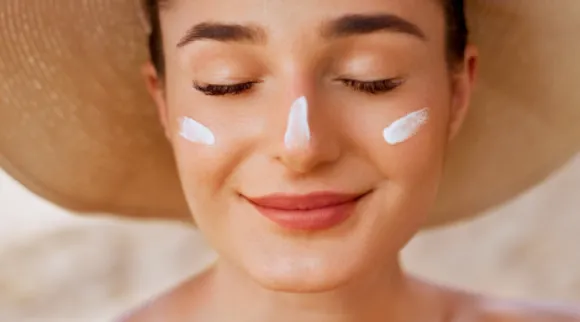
[339,78,404,95]
[192,78,404,96]
[193,81,258,96]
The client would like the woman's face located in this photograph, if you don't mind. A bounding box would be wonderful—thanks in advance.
[146,0,476,291]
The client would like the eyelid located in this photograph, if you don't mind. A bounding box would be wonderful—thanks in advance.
[192,80,260,96]
[335,77,405,87]
[338,77,405,94]
[335,74,405,82]
[191,75,405,97]
[193,79,262,87]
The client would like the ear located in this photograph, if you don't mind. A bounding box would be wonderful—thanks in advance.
[447,45,479,141]
[141,62,171,139]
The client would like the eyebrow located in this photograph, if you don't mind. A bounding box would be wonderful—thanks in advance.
[176,22,266,47]
[322,14,426,41]
[176,13,426,48]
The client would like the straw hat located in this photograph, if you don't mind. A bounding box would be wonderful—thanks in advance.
[0,0,579,227]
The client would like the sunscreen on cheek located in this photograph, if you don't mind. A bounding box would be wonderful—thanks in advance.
[178,116,216,146]
[383,108,429,145]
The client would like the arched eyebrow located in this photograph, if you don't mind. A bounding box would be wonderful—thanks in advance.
[321,14,426,41]
[176,13,427,48]
[176,22,266,47]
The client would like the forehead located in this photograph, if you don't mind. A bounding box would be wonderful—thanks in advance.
[159,0,445,41]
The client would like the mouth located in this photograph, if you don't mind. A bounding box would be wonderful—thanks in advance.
[244,190,371,231]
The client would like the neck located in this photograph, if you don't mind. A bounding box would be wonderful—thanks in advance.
[203,257,443,322]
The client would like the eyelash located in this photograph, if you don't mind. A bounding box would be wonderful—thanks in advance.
[193,78,403,97]
[193,81,257,96]
[338,78,404,95]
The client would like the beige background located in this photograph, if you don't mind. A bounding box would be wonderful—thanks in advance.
[1,153,579,321]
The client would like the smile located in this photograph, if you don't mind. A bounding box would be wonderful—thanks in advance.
[244,190,371,231]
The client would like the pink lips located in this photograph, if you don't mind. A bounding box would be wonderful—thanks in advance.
[245,191,367,231]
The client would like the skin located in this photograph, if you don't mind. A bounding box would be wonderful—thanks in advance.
[126,0,580,321]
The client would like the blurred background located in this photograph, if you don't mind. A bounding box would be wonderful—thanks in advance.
[1,153,579,321]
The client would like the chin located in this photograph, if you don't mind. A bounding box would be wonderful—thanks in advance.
[242,252,369,293]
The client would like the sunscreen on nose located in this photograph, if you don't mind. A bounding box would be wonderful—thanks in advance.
[284,96,311,150]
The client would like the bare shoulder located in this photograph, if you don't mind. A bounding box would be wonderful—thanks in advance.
[468,295,580,322]
[116,285,187,322]
[117,268,213,322]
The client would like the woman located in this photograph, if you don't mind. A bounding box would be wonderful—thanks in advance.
[1,0,580,321]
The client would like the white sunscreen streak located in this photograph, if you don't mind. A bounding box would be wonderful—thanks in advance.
[383,108,429,145]
[179,116,216,145]
[284,96,311,150]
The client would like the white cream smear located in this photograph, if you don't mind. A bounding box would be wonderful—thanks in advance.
[179,116,216,145]
[383,108,429,145]
[284,96,311,150]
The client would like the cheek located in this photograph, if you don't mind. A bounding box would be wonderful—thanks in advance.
[383,120,447,205]
[348,104,449,240]
[345,103,449,191]
[366,83,450,188]
[168,106,264,217]
[170,136,239,226]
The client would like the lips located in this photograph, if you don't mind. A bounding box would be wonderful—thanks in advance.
[248,192,362,210]
[245,191,368,231]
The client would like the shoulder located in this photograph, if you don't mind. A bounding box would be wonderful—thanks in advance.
[466,295,580,322]
[116,289,181,322]
[117,268,214,322]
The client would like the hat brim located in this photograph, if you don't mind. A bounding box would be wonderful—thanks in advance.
[1,0,579,227]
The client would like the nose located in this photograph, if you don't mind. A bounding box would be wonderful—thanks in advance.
[270,96,341,174]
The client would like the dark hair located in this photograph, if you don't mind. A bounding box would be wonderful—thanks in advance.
[144,0,467,78]
[442,0,468,68]
[145,0,166,76]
